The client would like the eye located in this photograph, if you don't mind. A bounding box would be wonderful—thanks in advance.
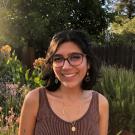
[69,53,82,61]
[53,55,63,62]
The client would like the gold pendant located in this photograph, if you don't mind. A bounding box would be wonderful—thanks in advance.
[71,126,76,132]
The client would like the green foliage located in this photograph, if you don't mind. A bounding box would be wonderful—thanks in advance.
[0,45,45,88]
[0,8,12,45]
[0,46,28,134]
[0,44,45,112]
[111,16,135,34]
[0,45,45,134]
[109,16,135,46]
[115,0,135,19]
[0,82,29,134]
[0,45,25,84]
[0,0,111,50]
[94,66,135,134]
[24,68,45,89]
[5,51,26,83]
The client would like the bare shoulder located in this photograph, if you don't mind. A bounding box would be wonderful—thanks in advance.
[90,90,108,104]
[97,92,109,115]
[24,87,40,103]
[19,87,44,135]
[22,87,42,116]
[98,93,109,105]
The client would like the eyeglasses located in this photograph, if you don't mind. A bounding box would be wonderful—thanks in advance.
[52,52,86,68]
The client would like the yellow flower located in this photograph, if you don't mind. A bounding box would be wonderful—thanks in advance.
[33,58,45,69]
[0,45,12,60]
[0,45,12,53]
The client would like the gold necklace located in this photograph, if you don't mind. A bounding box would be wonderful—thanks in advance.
[50,99,81,131]
[71,121,76,132]
[62,103,82,132]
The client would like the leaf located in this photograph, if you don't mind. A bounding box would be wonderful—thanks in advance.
[25,69,30,81]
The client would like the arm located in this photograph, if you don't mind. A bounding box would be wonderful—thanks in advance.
[99,94,109,135]
[18,89,39,135]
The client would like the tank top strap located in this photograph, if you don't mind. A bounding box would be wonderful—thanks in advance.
[39,87,47,107]
[36,87,50,121]
[90,91,99,114]
[39,87,51,109]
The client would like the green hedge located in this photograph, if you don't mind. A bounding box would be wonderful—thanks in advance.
[94,66,135,135]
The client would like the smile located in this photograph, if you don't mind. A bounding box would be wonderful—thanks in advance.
[62,73,77,77]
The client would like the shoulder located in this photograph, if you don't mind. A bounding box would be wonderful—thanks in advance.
[97,92,109,115]
[22,87,44,116]
[24,87,41,103]
[91,90,109,114]
[98,92,108,104]
[91,91,108,105]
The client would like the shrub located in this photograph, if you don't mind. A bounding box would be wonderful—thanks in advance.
[0,83,29,135]
[25,57,45,89]
[94,66,135,135]
[0,45,45,134]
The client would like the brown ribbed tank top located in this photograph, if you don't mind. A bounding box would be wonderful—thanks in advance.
[34,88,99,135]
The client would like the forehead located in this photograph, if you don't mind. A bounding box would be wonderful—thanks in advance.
[55,41,82,54]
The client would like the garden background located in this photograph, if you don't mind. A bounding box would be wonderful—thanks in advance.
[0,0,135,135]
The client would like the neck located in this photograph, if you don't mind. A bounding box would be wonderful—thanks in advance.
[58,85,83,101]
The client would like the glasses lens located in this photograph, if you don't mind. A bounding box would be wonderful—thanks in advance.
[52,55,64,67]
[69,53,83,66]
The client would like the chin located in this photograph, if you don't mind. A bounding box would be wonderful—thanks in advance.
[62,82,80,89]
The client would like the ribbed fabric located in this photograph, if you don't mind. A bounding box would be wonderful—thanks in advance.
[34,88,99,135]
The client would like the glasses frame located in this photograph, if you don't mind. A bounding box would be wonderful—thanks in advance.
[52,52,86,68]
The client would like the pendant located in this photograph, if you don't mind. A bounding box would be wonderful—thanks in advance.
[71,126,76,132]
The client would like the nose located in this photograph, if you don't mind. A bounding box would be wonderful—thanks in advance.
[62,59,72,69]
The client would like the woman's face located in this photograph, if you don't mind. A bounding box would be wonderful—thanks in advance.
[52,41,90,89]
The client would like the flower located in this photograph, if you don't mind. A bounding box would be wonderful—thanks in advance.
[33,58,45,69]
[7,114,15,125]
[0,45,12,53]
[0,45,12,60]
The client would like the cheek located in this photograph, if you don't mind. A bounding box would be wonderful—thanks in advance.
[53,67,60,77]
[82,59,89,71]
[81,65,88,76]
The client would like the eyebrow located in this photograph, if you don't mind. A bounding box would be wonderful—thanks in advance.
[54,52,83,56]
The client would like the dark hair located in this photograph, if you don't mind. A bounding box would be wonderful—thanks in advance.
[43,30,101,91]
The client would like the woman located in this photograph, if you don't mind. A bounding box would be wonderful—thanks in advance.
[18,30,109,135]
